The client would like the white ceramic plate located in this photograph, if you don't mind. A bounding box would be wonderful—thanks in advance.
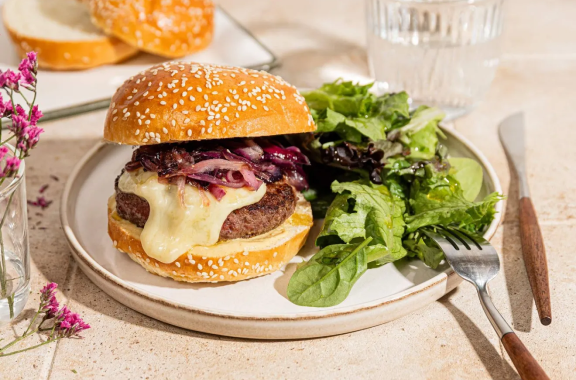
[0,5,276,115]
[61,127,502,339]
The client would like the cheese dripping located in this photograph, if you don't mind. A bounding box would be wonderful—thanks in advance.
[118,169,266,263]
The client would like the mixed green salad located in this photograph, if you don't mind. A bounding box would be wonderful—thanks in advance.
[285,80,503,307]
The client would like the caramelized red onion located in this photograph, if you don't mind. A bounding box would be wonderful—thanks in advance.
[125,139,309,200]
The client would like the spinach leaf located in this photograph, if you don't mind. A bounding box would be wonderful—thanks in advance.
[447,157,483,201]
[287,238,372,307]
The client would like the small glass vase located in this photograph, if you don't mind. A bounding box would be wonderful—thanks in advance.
[0,153,30,324]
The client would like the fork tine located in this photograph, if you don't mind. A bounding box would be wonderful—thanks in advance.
[440,227,472,250]
[422,229,459,252]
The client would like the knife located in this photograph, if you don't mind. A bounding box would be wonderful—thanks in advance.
[499,112,552,326]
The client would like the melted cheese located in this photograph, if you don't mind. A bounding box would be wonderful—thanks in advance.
[118,170,266,263]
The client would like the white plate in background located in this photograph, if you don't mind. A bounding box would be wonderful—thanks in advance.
[61,127,503,339]
[0,5,276,115]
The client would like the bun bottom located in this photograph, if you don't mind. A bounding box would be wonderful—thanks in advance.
[108,196,313,283]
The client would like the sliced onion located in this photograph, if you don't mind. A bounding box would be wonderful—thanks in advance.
[180,159,249,174]
[208,184,226,201]
[186,173,246,188]
[239,168,263,191]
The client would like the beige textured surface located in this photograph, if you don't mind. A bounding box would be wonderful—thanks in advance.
[2,0,576,378]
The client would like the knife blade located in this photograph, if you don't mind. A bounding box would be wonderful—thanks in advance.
[499,112,529,198]
[498,112,552,326]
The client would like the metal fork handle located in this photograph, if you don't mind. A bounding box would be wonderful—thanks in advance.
[476,284,513,338]
[476,284,550,380]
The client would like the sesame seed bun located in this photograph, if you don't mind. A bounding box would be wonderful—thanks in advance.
[107,195,313,283]
[87,0,214,58]
[2,0,138,70]
[103,62,316,145]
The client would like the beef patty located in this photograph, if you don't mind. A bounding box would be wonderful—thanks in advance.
[115,176,297,241]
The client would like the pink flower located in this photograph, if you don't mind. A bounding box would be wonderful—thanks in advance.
[26,52,38,69]
[9,113,29,135]
[0,69,21,90]
[20,69,35,86]
[55,306,90,337]
[0,146,8,161]
[40,283,60,318]
[17,53,38,86]
[30,105,43,124]
[0,153,21,178]
[5,156,21,172]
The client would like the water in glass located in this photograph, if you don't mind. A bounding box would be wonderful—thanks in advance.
[366,0,505,119]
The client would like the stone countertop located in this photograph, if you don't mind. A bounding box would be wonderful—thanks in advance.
[2,0,576,378]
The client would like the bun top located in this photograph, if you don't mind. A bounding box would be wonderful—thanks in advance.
[87,0,214,58]
[103,62,316,145]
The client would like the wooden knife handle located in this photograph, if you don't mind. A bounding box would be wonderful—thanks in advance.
[502,332,550,380]
[518,197,552,325]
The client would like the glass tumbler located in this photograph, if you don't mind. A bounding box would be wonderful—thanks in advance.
[366,0,505,119]
[0,154,30,324]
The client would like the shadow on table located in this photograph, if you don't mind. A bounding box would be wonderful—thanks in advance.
[440,295,520,380]
[501,159,534,332]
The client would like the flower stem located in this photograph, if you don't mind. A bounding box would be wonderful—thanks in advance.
[0,192,16,319]
[0,337,62,357]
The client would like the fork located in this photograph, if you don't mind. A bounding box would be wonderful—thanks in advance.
[424,227,549,380]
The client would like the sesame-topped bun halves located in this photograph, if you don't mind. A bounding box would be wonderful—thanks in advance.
[87,0,214,58]
[103,62,316,145]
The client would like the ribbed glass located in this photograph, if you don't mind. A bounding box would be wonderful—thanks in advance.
[366,0,505,119]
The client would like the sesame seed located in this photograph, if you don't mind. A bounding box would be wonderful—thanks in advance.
[243,88,248,93]
[123,108,128,114]
[175,262,181,268]
[182,110,189,114]
[160,101,167,105]
[198,264,203,270]
[112,109,117,115]
[135,129,140,135]
[113,116,118,121]
[216,120,221,126]
[200,120,205,126]
[179,99,184,105]
[171,120,176,126]
[125,112,131,117]
[173,104,177,109]
[187,129,192,136]
[163,127,168,134]
[264,106,269,111]
[224,116,230,121]
[203,94,208,101]
[151,114,156,119]
[220,275,224,280]
[197,87,202,92]
[184,118,190,124]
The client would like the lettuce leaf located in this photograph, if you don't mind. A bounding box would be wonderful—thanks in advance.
[398,106,446,160]
[303,79,411,142]
[405,169,502,233]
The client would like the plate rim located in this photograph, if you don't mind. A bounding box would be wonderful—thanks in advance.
[60,127,503,322]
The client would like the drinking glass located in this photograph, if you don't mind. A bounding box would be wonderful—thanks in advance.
[0,155,30,324]
[366,0,505,119]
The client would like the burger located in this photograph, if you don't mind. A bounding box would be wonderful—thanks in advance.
[104,62,315,283]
